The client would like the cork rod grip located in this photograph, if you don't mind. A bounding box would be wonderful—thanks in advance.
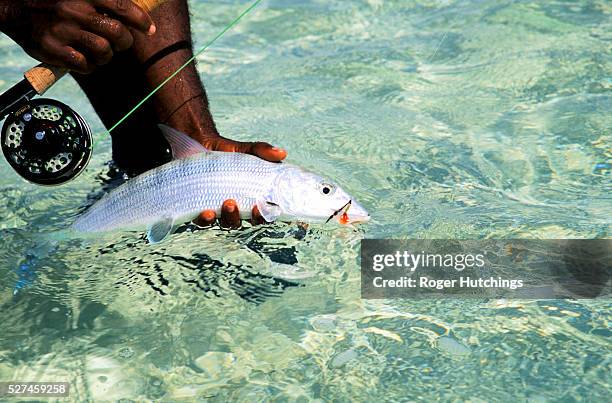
[24,0,166,95]
[135,0,165,12]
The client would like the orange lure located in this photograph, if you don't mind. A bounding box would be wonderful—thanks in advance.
[339,211,350,225]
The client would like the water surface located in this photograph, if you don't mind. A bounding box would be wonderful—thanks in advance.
[0,0,610,401]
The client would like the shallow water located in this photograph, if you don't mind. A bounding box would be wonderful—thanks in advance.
[0,0,610,401]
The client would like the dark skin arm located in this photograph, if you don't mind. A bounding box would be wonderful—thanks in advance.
[132,0,286,227]
[0,0,284,228]
[0,0,155,73]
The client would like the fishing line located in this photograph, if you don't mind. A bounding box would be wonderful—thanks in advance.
[426,30,449,63]
[93,0,263,148]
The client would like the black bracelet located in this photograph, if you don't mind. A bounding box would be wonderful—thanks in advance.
[162,93,205,123]
[142,40,191,72]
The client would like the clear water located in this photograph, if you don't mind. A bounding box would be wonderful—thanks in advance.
[1,0,610,401]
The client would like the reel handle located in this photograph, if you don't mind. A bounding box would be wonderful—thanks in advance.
[23,0,166,95]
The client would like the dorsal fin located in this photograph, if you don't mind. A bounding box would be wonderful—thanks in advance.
[158,124,209,159]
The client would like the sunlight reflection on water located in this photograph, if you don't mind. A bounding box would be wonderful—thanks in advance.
[0,0,610,401]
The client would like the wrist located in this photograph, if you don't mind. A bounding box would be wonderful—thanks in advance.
[163,93,220,142]
[142,49,220,142]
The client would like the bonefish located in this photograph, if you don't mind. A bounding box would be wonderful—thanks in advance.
[72,125,370,243]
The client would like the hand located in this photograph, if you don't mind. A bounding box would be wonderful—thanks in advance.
[193,136,287,229]
[3,0,155,74]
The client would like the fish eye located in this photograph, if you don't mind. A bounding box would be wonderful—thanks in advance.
[319,183,335,196]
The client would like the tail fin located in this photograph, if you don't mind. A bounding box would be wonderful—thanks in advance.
[14,254,40,295]
[12,231,68,297]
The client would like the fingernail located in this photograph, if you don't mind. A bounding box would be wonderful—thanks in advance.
[147,24,156,36]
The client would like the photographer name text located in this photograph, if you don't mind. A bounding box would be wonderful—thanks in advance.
[370,250,523,290]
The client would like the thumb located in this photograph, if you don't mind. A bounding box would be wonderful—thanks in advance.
[209,137,288,162]
[248,142,287,162]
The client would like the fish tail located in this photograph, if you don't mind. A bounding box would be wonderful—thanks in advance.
[13,253,39,295]
[12,231,68,297]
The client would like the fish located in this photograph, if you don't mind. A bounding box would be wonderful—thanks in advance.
[72,125,370,243]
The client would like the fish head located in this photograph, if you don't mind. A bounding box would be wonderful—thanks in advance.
[267,167,370,224]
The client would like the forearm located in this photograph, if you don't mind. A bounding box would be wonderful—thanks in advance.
[130,0,219,140]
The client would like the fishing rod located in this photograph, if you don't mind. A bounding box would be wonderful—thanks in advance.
[0,0,164,186]
[0,0,261,186]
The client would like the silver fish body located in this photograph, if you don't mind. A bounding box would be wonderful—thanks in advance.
[73,152,283,233]
[72,125,369,241]
[72,152,369,235]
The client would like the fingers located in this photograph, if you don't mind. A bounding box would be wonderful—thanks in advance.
[92,0,155,34]
[208,138,288,163]
[31,0,154,73]
[251,205,267,226]
[39,36,95,74]
[250,142,288,163]
[220,199,241,229]
[193,210,216,227]
[193,203,267,229]
[82,13,134,51]
[62,46,95,74]
[71,28,114,65]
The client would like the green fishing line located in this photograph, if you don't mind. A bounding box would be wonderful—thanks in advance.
[92,0,263,148]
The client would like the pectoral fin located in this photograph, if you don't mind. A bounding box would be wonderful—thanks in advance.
[256,200,282,222]
[147,217,175,244]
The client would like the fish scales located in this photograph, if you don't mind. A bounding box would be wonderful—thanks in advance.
[71,125,370,241]
[72,152,282,232]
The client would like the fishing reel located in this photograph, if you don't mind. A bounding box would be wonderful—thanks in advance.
[1,98,92,185]
[0,2,167,185]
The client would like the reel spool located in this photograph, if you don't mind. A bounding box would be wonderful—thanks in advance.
[1,99,92,185]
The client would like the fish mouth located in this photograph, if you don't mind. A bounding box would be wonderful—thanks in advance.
[325,200,351,224]
[326,200,370,225]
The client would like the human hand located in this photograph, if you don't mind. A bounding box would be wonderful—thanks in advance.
[193,136,287,229]
[3,0,156,74]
